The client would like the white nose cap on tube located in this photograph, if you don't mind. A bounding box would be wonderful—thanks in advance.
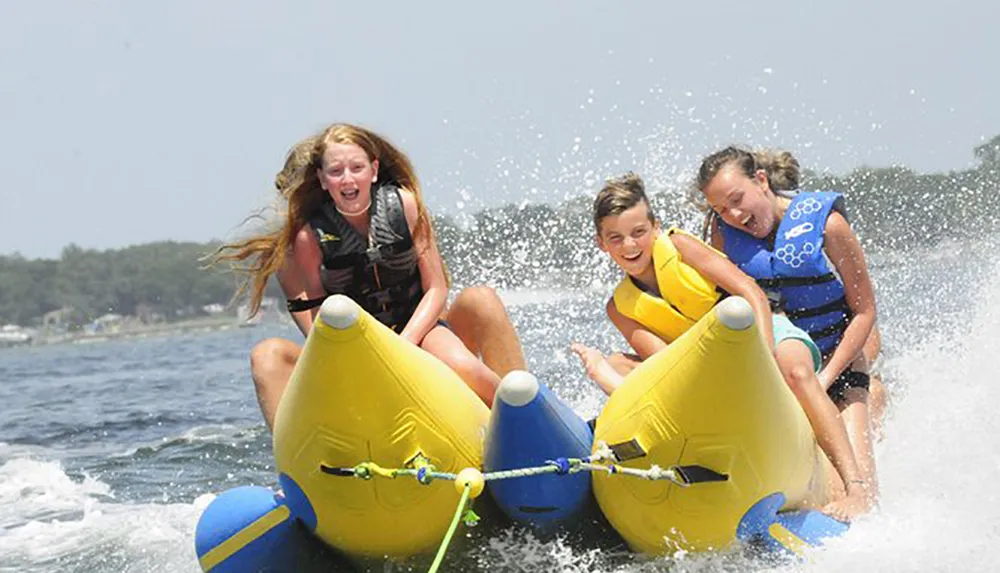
[497,370,540,407]
[715,296,754,331]
[319,295,361,330]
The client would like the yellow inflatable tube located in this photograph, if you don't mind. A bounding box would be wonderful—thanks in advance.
[592,297,829,554]
[272,295,489,559]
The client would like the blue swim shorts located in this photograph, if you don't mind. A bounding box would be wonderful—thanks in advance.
[772,314,822,373]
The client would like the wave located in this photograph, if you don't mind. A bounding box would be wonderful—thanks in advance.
[0,458,205,573]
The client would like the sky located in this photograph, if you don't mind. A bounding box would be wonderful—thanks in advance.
[1,0,998,258]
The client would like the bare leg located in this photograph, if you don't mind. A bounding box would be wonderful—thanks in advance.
[868,375,887,439]
[825,455,846,503]
[422,324,501,407]
[839,387,880,505]
[444,286,527,377]
[249,338,301,431]
[863,323,882,358]
[775,340,871,521]
[863,325,888,438]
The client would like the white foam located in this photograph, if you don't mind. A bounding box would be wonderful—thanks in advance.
[109,424,252,459]
[493,288,595,307]
[0,458,202,572]
[762,253,1000,572]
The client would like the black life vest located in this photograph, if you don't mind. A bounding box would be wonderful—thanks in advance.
[289,184,423,331]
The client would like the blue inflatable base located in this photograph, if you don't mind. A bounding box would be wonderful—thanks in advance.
[484,373,594,531]
[194,485,351,572]
[737,493,850,556]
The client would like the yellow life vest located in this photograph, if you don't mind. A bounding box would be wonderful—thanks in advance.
[611,228,722,343]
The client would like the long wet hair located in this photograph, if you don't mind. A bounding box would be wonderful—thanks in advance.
[210,123,438,316]
[692,145,801,240]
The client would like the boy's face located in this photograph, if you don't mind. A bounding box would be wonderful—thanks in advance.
[597,203,660,277]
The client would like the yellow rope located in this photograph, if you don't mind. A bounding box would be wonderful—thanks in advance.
[426,484,471,573]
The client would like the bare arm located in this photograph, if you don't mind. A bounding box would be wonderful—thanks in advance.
[669,231,775,353]
[397,190,448,345]
[275,262,312,337]
[286,225,327,337]
[818,212,876,386]
[606,297,668,360]
[709,217,725,251]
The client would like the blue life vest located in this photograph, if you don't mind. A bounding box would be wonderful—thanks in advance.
[718,191,850,355]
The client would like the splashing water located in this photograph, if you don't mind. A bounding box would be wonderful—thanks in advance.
[1,240,998,573]
[2,75,999,571]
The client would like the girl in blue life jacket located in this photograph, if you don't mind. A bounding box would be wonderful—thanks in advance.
[733,150,888,436]
[571,172,873,521]
[695,146,881,515]
[211,123,526,430]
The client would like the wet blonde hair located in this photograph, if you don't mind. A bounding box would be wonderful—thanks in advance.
[592,172,656,234]
[273,136,317,194]
[211,123,439,316]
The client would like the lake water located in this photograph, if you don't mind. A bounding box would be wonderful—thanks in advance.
[2,237,999,572]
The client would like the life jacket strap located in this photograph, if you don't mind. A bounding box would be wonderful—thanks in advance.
[807,316,851,340]
[756,273,838,289]
[286,296,328,313]
[785,296,850,320]
[364,276,423,330]
[366,277,422,306]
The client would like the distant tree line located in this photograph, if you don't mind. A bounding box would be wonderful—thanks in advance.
[0,242,245,327]
[805,133,1000,252]
[1,136,997,327]
[440,134,1000,287]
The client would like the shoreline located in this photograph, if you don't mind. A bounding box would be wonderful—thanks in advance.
[8,316,267,349]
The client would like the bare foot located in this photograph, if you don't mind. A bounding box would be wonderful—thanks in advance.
[570,343,604,378]
[570,343,624,395]
[821,484,874,522]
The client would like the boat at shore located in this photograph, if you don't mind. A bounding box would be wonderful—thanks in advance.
[0,325,33,348]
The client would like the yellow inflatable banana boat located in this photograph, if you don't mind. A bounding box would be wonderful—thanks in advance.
[194,295,844,571]
[272,295,490,559]
[592,297,832,554]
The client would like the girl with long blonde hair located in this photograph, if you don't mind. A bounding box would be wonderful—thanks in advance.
[213,123,525,428]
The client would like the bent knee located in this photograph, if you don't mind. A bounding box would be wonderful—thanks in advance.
[250,338,299,376]
[452,285,505,315]
[782,364,816,394]
[441,350,483,377]
[437,347,496,383]
[840,386,870,407]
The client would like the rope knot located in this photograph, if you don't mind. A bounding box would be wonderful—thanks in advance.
[354,464,372,480]
[591,441,615,462]
[547,457,571,475]
[416,466,431,485]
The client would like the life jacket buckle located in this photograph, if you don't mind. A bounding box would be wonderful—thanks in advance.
[765,289,784,311]
[370,289,393,306]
